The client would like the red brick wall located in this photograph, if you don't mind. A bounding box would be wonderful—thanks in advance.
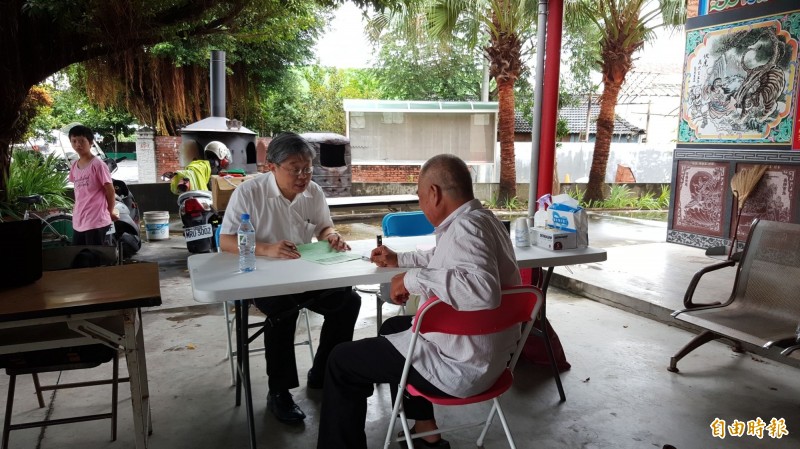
[156,135,273,175]
[352,165,421,183]
[155,136,181,176]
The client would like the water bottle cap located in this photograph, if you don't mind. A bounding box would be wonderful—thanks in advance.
[241,213,250,221]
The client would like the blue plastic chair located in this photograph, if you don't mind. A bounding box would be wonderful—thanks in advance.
[375,212,434,334]
[381,211,434,237]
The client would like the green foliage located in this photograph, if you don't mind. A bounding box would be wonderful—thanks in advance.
[375,32,483,101]
[31,69,138,145]
[483,195,527,211]
[657,184,671,209]
[636,191,661,210]
[602,184,636,208]
[503,196,527,211]
[561,18,602,97]
[0,150,73,219]
[12,86,53,144]
[255,66,383,135]
[564,184,671,210]
[555,117,570,140]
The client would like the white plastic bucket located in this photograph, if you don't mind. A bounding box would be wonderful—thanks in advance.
[143,211,170,241]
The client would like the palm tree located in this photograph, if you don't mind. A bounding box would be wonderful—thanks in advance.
[566,0,685,202]
[368,0,538,205]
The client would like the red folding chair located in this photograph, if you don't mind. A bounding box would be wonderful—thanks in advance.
[384,285,543,449]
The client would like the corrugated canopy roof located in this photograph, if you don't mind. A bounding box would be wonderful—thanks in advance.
[343,99,498,113]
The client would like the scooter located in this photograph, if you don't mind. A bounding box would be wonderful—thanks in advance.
[178,190,221,253]
[105,157,142,258]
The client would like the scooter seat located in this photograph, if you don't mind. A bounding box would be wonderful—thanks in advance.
[177,190,213,204]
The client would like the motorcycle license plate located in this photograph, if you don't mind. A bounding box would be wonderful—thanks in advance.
[184,224,213,242]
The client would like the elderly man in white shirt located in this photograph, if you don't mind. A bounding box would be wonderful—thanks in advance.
[317,154,521,449]
[219,132,360,424]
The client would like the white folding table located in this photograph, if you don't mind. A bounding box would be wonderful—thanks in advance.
[188,236,606,448]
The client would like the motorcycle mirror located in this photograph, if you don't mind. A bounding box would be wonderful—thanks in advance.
[105,157,118,174]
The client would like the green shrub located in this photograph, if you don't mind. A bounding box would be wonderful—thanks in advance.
[636,192,662,210]
[483,194,499,209]
[504,196,527,211]
[0,150,72,220]
[601,184,636,208]
[657,185,671,209]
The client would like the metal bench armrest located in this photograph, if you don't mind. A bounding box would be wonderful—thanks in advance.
[682,259,737,309]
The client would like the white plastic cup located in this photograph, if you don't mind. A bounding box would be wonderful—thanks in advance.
[514,217,530,247]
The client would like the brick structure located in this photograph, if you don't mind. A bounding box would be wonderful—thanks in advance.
[155,136,181,178]
[153,135,273,177]
[352,165,421,183]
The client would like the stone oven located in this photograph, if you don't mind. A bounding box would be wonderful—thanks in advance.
[180,50,257,173]
[301,132,351,197]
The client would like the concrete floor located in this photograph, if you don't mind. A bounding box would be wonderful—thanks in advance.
[2,215,799,449]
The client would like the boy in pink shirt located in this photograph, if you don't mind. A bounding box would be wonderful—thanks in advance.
[68,125,118,245]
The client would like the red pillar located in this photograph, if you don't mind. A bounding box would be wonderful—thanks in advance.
[537,0,564,198]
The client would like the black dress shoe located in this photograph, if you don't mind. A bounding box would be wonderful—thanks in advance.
[266,390,306,423]
[398,429,451,449]
[307,368,324,389]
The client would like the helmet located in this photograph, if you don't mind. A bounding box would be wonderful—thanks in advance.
[204,141,230,170]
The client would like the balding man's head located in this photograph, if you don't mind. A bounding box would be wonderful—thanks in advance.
[419,154,474,202]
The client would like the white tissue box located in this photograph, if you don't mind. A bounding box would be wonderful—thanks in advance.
[534,228,577,251]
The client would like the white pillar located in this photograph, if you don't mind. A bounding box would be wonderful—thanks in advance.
[136,127,157,183]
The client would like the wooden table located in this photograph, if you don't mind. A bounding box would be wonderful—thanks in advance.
[189,236,606,448]
[0,263,162,449]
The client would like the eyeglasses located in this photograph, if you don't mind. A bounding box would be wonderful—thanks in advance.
[276,164,313,177]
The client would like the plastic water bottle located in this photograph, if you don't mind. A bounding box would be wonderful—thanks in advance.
[238,213,256,272]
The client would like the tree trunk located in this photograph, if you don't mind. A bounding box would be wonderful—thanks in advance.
[584,76,623,203]
[0,1,84,202]
[497,77,516,205]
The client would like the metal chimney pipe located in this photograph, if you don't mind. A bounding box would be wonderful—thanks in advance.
[210,50,226,118]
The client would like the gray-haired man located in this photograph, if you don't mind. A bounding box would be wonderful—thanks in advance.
[219,132,361,423]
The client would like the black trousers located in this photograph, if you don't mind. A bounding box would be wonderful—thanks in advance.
[73,225,111,246]
[253,287,360,391]
[317,316,450,449]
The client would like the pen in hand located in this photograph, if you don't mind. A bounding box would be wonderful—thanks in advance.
[364,235,383,263]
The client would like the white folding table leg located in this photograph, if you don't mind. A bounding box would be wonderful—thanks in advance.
[123,308,151,449]
[223,301,236,386]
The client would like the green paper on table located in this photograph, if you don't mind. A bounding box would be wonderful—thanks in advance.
[296,241,361,265]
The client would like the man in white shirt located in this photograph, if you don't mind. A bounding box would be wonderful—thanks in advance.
[317,154,521,449]
[219,132,360,424]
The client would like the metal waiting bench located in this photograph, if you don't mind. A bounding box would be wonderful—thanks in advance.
[668,219,800,373]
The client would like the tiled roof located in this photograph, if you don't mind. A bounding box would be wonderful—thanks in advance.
[514,113,533,133]
[513,106,643,135]
[558,103,644,135]
[512,70,679,135]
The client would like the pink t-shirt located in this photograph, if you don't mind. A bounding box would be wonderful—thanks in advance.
[69,156,113,232]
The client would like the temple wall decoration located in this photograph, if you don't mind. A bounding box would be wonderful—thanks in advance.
[668,1,800,249]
